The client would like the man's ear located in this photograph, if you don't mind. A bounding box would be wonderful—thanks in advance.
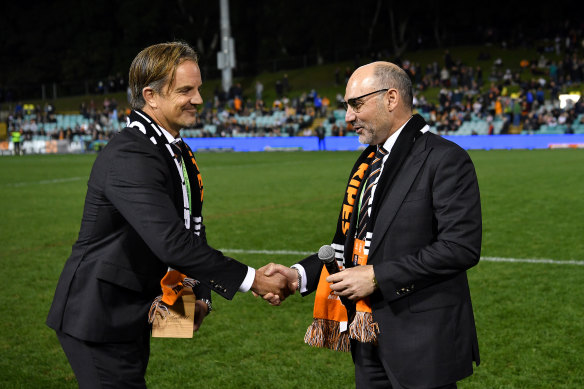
[142,87,157,109]
[386,89,399,112]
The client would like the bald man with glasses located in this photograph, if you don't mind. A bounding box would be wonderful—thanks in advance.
[265,62,482,388]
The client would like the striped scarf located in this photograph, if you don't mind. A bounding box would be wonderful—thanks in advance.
[121,110,203,320]
[304,114,428,352]
[304,146,376,351]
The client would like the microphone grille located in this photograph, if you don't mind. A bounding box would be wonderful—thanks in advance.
[318,245,336,263]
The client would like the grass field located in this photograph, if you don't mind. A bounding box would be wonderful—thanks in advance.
[0,148,583,388]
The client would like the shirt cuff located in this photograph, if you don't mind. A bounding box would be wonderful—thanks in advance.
[291,264,308,293]
[238,266,255,292]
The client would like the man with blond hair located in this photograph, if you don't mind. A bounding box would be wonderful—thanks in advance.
[47,41,289,388]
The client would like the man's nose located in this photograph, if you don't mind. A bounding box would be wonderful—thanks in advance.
[191,93,203,106]
[345,106,356,123]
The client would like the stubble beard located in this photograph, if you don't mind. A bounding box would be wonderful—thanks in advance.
[357,123,376,145]
[180,107,198,129]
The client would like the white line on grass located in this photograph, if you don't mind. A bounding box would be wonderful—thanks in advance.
[3,177,86,187]
[219,249,584,265]
[480,256,584,266]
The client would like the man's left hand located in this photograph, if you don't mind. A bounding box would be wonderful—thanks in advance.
[193,300,209,332]
[327,265,376,301]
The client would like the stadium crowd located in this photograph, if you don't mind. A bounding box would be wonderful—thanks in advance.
[5,30,584,147]
[408,47,584,135]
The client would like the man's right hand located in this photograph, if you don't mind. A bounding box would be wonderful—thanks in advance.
[250,266,294,305]
[251,263,300,305]
[262,263,299,291]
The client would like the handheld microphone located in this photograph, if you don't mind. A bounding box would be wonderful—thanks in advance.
[318,245,339,275]
[319,244,352,310]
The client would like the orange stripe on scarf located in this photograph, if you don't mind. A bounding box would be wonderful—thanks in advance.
[160,270,189,305]
[347,242,379,344]
[304,149,379,352]
[304,267,350,351]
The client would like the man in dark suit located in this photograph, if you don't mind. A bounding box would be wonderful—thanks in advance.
[265,62,481,388]
[46,41,288,388]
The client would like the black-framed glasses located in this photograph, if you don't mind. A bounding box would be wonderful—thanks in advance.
[342,89,388,112]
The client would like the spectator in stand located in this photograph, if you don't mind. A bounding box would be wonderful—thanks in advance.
[313,95,322,118]
[234,96,243,113]
[315,125,325,150]
[14,102,24,118]
[535,87,545,106]
[11,128,22,155]
[233,83,243,100]
[523,112,539,133]
[321,95,330,117]
[512,98,522,126]
[440,67,450,87]
[45,102,56,121]
[29,119,38,134]
[80,102,89,119]
[331,123,341,136]
[255,81,263,101]
[525,90,534,111]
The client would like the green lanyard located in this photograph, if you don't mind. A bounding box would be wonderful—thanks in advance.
[180,156,192,210]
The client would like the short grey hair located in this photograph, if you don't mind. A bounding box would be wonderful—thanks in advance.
[374,63,413,110]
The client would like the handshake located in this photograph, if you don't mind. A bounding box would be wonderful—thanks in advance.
[248,246,376,306]
[250,264,299,306]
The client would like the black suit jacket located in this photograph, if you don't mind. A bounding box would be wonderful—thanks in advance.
[47,127,248,342]
[300,125,481,388]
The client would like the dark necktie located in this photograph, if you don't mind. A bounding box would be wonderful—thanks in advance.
[357,145,388,241]
[171,139,185,160]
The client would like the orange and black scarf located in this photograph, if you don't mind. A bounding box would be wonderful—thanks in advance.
[123,110,204,318]
[305,114,427,352]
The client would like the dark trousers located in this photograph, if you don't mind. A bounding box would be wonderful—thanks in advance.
[56,328,151,389]
[351,340,457,389]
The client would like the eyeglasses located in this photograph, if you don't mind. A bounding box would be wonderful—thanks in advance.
[342,89,388,112]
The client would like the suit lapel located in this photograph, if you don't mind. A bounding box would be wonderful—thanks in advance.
[368,136,431,259]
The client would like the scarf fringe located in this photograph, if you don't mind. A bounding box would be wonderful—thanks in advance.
[148,281,197,324]
[304,318,350,352]
[183,278,199,288]
[148,296,169,324]
[349,311,379,344]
